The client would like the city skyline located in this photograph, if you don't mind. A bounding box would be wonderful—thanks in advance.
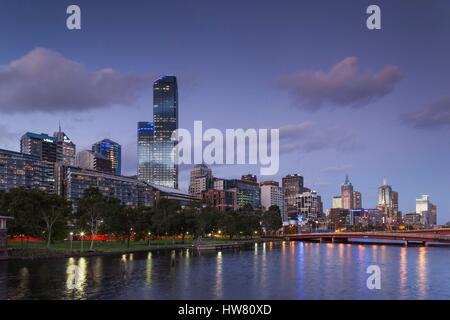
[0,0,449,222]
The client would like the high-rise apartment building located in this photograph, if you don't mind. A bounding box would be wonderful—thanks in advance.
[92,139,121,175]
[0,148,55,193]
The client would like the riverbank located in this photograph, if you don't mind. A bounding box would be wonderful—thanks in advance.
[5,238,280,260]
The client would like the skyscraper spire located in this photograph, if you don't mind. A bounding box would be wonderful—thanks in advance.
[344,174,349,185]
[383,177,387,186]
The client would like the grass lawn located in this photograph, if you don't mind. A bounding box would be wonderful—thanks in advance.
[7,237,266,258]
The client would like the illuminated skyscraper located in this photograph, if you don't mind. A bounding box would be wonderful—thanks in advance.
[92,139,121,175]
[137,122,154,183]
[152,76,178,188]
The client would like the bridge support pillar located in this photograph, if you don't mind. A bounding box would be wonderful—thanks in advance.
[422,241,428,247]
[404,240,408,246]
[331,237,336,243]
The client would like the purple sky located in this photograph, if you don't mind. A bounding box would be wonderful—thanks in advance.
[1,0,449,223]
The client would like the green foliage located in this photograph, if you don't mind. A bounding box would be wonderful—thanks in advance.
[0,188,269,246]
[0,188,71,247]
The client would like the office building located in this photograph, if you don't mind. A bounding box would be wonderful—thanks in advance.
[341,175,354,210]
[353,191,362,209]
[377,178,399,223]
[189,164,213,199]
[20,128,76,165]
[214,178,260,209]
[202,189,237,211]
[282,174,304,207]
[332,196,342,209]
[92,139,121,175]
[416,195,437,226]
[54,126,76,166]
[260,181,286,221]
[296,190,323,221]
[75,150,113,174]
[152,75,179,188]
[137,121,154,184]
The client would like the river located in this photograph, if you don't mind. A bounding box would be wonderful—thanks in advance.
[0,241,449,299]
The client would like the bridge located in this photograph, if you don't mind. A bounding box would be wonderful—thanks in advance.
[279,229,450,246]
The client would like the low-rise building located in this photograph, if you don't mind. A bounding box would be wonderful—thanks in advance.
[56,165,154,209]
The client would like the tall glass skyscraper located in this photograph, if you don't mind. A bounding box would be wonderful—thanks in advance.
[92,139,122,175]
[152,76,178,189]
[137,121,154,183]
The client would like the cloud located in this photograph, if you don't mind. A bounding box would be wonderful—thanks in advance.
[278,57,401,110]
[401,97,450,129]
[279,122,362,154]
[321,164,353,173]
[0,125,19,149]
[0,48,152,113]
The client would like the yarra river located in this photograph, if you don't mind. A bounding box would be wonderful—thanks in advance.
[1,241,449,299]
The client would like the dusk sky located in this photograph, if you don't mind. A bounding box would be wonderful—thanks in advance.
[1,0,449,222]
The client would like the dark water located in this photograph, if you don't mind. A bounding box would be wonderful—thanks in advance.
[1,241,450,300]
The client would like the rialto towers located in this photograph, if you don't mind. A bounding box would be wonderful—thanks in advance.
[138,76,179,189]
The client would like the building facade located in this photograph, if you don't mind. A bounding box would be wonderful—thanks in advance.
[92,139,121,176]
[20,129,76,165]
[377,178,399,223]
[0,149,55,193]
[296,190,323,221]
[137,121,154,184]
[189,164,213,199]
[57,166,154,209]
[341,175,354,210]
[332,196,342,209]
[353,191,362,209]
[202,189,237,211]
[282,174,304,207]
[214,178,260,209]
[260,181,286,221]
[152,76,179,188]
[75,150,113,174]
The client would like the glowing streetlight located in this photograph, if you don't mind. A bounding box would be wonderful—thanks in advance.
[80,232,85,252]
[69,232,74,250]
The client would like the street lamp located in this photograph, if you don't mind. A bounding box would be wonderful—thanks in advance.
[69,232,74,250]
[80,232,85,252]
[148,232,151,246]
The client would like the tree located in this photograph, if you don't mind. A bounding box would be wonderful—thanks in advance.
[0,188,42,241]
[41,193,71,248]
[151,199,182,237]
[262,205,283,235]
[76,188,108,251]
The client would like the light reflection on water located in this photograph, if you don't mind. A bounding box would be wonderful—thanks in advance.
[0,241,449,300]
